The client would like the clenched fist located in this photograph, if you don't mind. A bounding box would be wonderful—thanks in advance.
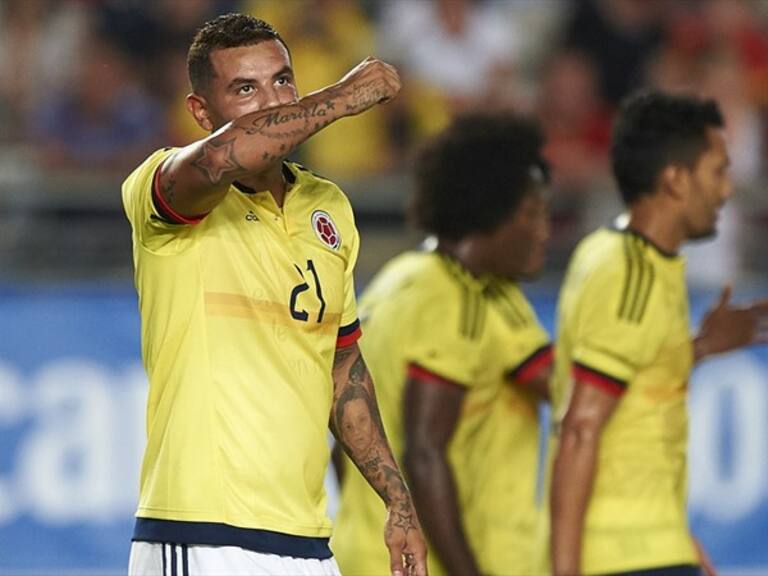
[334,57,402,116]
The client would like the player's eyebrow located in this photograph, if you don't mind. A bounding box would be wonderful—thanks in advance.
[272,65,294,80]
[227,77,257,90]
[227,67,294,90]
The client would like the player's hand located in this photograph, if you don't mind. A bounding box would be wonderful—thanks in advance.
[335,57,401,116]
[694,285,768,361]
[384,499,428,576]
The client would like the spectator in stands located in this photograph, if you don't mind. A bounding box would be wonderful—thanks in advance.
[0,0,86,142]
[377,0,522,146]
[560,0,664,106]
[30,31,164,172]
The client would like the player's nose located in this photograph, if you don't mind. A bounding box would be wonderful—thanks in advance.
[263,87,281,109]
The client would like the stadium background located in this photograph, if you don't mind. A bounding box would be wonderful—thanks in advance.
[0,0,767,573]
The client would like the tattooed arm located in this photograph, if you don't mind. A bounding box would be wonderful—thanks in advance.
[157,57,401,217]
[331,343,428,576]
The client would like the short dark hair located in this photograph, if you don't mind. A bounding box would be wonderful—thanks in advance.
[611,90,724,205]
[410,113,549,241]
[187,13,289,94]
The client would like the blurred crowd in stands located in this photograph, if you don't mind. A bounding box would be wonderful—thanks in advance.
[1,0,768,283]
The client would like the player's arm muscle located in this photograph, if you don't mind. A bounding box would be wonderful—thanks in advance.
[158,58,401,217]
[551,381,619,576]
[403,374,481,576]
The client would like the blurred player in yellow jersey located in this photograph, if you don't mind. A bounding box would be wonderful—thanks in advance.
[333,113,554,575]
[550,91,768,576]
[122,13,427,576]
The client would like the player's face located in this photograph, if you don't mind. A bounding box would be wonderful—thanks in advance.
[683,128,733,240]
[340,398,374,456]
[487,188,551,280]
[196,40,299,131]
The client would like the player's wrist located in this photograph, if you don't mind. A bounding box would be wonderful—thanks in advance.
[693,334,711,363]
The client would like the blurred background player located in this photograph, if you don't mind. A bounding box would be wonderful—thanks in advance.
[550,90,768,576]
[121,13,428,576]
[332,112,553,575]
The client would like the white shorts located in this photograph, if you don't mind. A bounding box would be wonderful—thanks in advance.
[128,541,341,576]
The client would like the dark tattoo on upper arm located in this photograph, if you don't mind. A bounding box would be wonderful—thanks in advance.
[333,345,356,367]
[331,346,417,535]
[349,354,367,384]
[158,162,178,206]
[191,137,245,184]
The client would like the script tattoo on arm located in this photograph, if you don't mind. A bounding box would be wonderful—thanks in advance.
[331,344,417,536]
[345,78,389,113]
[233,99,338,140]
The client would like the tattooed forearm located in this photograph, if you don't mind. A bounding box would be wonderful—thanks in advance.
[360,454,383,477]
[349,354,367,385]
[333,345,356,368]
[234,99,338,140]
[191,137,245,184]
[332,345,415,529]
[345,78,390,114]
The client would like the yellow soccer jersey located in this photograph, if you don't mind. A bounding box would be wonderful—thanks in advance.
[332,251,552,575]
[122,148,362,554]
[550,227,697,574]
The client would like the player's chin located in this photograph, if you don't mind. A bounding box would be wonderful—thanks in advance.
[516,257,546,281]
[689,221,718,241]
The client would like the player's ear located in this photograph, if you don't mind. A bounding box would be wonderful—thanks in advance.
[186,92,214,132]
[660,164,690,201]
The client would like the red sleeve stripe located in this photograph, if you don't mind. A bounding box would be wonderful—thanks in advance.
[572,362,627,397]
[407,363,462,389]
[510,344,553,384]
[152,163,208,225]
[336,320,362,348]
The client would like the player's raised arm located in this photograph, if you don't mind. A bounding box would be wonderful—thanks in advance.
[330,343,427,576]
[158,53,400,219]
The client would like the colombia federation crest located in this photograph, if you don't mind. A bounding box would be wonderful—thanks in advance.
[311,210,341,250]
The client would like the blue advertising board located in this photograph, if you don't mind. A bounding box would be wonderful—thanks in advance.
[0,284,766,573]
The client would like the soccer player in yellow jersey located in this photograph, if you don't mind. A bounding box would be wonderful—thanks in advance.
[333,113,554,575]
[550,91,768,576]
[121,13,427,576]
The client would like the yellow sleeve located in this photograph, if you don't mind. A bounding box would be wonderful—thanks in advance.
[331,189,361,344]
[572,258,665,389]
[502,290,552,384]
[337,222,360,343]
[405,287,484,387]
[121,147,199,254]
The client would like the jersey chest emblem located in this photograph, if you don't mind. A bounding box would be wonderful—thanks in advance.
[311,210,341,250]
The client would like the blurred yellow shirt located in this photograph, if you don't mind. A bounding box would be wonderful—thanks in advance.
[332,251,551,575]
[549,227,698,574]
